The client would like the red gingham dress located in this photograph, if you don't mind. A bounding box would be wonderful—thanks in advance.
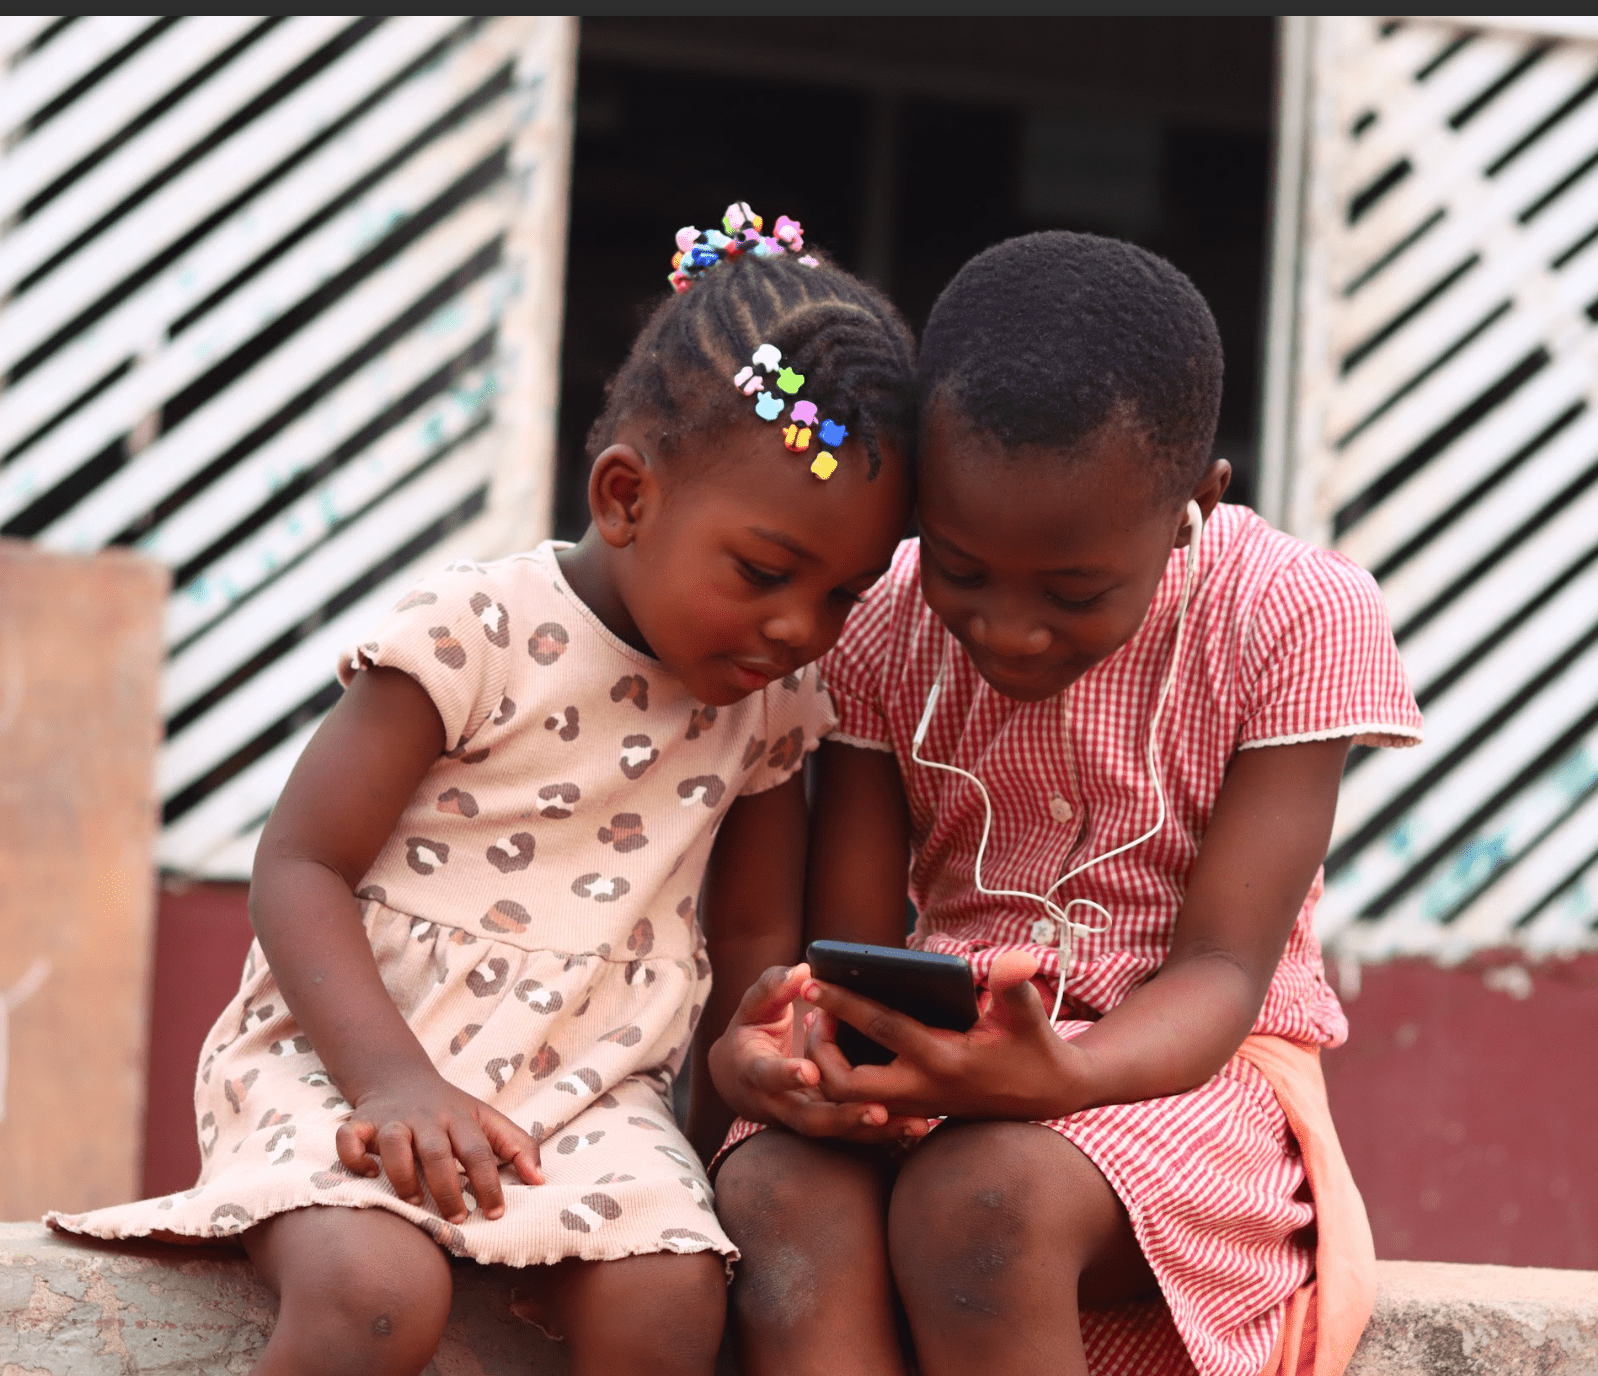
[721,504,1421,1376]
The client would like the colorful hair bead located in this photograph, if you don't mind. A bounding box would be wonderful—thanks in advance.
[733,365,765,395]
[754,392,784,421]
[773,215,804,251]
[810,452,838,480]
[776,368,805,395]
[790,400,818,426]
[819,419,848,447]
[783,423,812,453]
[752,343,782,371]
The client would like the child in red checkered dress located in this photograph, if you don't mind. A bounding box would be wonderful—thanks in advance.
[703,234,1422,1376]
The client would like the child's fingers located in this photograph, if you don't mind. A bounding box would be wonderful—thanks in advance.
[413,1125,470,1223]
[480,1108,545,1188]
[986,950,1049,1030]
[742,1053,820,1095]
[780,1097,929,1144]
[375,1121,425,1205]
[735,962,812,1026]
[449,1120,509,1218]
[334,1119,382,1177]
[801,979,930,1064]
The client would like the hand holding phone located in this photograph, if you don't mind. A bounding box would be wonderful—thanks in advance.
[706,962,933,1144]
[804,941,979,1065]
[801,946,1089,1123]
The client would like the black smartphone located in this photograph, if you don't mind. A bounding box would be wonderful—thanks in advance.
[805,940,980,1066]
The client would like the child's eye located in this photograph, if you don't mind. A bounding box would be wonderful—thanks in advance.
[1047,590,1107,612]
[830,586,870,606]
[736,559,787,589]
[932,560,984,589]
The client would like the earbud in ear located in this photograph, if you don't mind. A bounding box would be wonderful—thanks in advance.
[1184,500,1203,575]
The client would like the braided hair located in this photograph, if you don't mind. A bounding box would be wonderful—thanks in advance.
[919,232,1223,496]
[587,220,916,483]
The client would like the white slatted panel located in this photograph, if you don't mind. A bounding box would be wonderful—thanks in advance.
[1268,17,1598,961]
[0,16,575,879]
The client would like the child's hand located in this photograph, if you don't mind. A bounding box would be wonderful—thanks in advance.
[709,963,931,1144]
[335,1068,545,1224]
[803,950,1086,1122]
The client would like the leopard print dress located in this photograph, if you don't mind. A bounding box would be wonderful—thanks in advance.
[50,542,833,1267]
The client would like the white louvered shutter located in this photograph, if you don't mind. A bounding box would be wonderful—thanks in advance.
[1265,16,1598,963]
[0,17,575,880]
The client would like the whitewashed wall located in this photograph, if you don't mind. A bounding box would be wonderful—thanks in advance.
[1264,16,1598,964]
[0,17,576,880]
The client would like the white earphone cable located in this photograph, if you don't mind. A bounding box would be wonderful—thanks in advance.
[910,501,1205,1023]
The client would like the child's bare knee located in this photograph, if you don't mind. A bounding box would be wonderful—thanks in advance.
[253,1208,452,1376]
[719,1134,891,1335]
[891,1124,1097,1327]
[558,1251,725,1372]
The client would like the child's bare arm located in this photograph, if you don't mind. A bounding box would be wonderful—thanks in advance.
[690,774,807,1158]
[804,737,1349,1120]
[696,746,926,1157]
[805,740,916,946]
[251,667,541,1221]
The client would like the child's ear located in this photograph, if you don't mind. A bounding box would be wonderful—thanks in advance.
[1188,459,1232,527]
[588,445,654,548]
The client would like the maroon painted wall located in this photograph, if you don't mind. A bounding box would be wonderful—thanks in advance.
[141,888,1598,1269]
[1324,951,1598,1269]
[142,882,254,1199]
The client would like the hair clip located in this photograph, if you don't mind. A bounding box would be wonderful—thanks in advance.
[723,202,760,235]
[730,340,844,480]
[669,203,819,291]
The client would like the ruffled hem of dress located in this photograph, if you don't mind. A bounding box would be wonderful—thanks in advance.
[44,1189,736,1271]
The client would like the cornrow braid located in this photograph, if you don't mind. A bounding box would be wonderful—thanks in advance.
[587,237,916,483]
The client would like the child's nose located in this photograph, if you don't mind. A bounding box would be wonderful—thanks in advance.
[968,612,1051,657]
[761,605,815,649]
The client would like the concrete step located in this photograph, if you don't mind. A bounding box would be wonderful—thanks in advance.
[3,1222,1596,1374]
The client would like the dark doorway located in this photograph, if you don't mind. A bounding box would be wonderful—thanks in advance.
[554,18,1275,539]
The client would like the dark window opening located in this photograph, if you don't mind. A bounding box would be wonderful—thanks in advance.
[554,17,1274,540]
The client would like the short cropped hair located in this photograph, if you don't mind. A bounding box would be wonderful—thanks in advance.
[918,232,1222,494]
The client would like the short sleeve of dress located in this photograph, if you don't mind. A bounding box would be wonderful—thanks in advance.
[337,563,513,753]
[1238,547,1423,751]
[739,664,840,795]
[814,540,917,754]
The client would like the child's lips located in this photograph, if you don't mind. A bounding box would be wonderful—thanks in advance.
[729,659,783,690]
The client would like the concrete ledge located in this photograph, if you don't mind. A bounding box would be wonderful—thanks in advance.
[0,1223,566,1375]
[4,1223,1597,1374]
[1349,1259,1598,1374]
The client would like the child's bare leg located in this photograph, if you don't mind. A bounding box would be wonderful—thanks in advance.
[544,1250,726,1376]
[244,1206,452,1376]
[715,1130,907,1376]
[888,1122,1157,1376]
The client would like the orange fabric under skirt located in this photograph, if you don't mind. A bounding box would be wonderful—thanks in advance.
[1239,1036,1375,1376]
